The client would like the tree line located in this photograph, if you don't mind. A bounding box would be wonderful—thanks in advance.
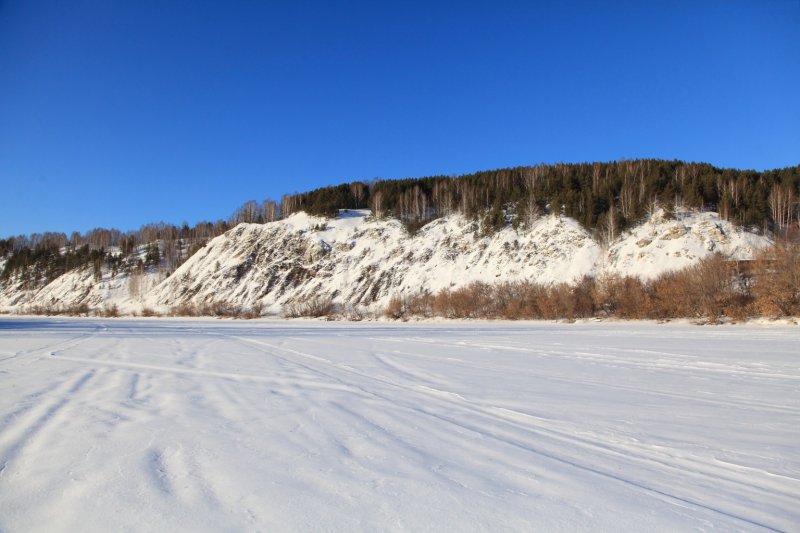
[0,219,234,288]
[282,159,800,238]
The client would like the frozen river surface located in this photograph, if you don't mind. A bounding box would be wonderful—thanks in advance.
[0,318,798,531]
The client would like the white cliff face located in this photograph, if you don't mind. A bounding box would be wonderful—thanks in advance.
[0,209,771,315]
[600,209,769,280]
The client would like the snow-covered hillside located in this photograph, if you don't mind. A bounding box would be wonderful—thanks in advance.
[147,211,601,313]
[0,265,164,314]
[0,210,770,314]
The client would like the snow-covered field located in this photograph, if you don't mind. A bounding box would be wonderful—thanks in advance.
[1,318,798,531]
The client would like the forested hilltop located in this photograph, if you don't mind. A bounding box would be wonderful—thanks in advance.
[281,159,800,237]
[2,159,798,292]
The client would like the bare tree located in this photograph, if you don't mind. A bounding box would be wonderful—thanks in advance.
[370,190,384,219]
[603,205,618,244]
[262,199,280,222]
[281,194,299,218]
[769,185,796,231]
[349,182,367,208]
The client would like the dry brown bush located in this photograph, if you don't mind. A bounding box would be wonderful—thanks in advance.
[207,302,238,317]
[432,286,465,318]
[24,305,49,316]
[596,275,653,319]
[385,292,432,319]
[571,276,596,318]
[98,304,119,318]
[239,303,264,319]
[384,295,406,319]
[651,272,690,318]
[751,244,800,317]
[283,296,335,318]
[453,285,475,318]
[342,303,369,321]
[168,301,264,319]
[405,291,434,318]
[432,281,495,318]
[691,254,739,320]
[538,283,576,319]
[26,303,92,316]
[169,303,199,317]
[71,303,92,316]
[648,254,757,321]
[470,282,496,318]
[495,282,538,319]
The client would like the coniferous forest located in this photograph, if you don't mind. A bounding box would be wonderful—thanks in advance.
[281,159,800,237]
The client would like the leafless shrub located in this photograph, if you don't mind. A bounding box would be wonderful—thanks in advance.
[168,300,264,319]
[405,291,434,318]
[169,303,199,317]
[239,302,264,319]
[342,303,367,321]
[595,275,653,319]
[494,282,532,319]
[431,282,494,318]
[571,276,596,318]
[384,295,406,319]
[537,281,593,320]
[208,301,238,317]
[98,303,119,318]
[283,296,335,318]
[69,303,92,316]
[24,305,49,316]
[751,243,800,317]
[24,302,92,316]
[649,254,743,321]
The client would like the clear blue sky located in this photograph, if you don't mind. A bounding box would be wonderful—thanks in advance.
[1,0,798,237]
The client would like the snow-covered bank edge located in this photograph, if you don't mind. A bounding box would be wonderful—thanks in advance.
[1,312,797,328]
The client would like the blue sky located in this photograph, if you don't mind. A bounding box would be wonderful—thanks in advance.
[1,0,798,237]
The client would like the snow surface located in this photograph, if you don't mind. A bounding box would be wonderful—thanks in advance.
[1,318,798,531]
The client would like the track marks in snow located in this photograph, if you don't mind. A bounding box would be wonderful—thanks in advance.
[366,333,800,416]
[0,370,95,475]
[220,328,800,531]
[146,444,222,508]
[1,319,798,531]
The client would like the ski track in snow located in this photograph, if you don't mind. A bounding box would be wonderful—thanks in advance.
[0,318,798,532]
